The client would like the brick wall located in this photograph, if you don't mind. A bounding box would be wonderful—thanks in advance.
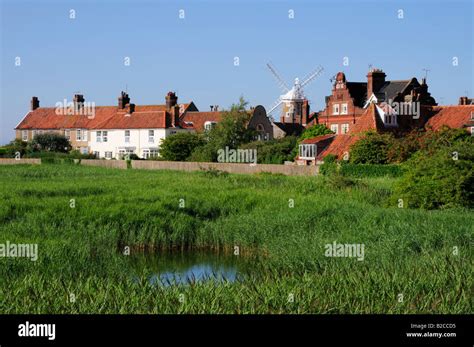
[81,159,319,176]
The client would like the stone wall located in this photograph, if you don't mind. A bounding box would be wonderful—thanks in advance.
[0,158,41,165]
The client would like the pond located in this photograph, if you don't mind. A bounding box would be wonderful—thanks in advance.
[129,251,254,286]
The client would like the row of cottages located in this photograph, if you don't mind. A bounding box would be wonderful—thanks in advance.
[14,92,274,159]
[297,68,474,164]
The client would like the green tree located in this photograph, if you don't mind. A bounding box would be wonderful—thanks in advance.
[393,139,474,209]
[2,139,28,157]
[349,131,394,164]
[298,124,334,141]
[29,133,71,153]
[159,132,205,161]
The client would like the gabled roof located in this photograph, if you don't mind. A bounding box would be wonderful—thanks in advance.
[425,105,474,131]
[180,111,223,131]
[15,105,173,130]
[318,103,383,158]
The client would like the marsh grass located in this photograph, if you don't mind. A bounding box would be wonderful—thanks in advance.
[0,164,472,313]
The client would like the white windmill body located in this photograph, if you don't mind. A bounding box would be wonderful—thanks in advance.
[266,63,324,124]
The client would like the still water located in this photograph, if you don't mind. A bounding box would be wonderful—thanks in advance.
[129,251,251,286]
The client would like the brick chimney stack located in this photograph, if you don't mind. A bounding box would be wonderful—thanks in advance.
[165,91,178,111]
[459,96,468,105]
[73,94,85,110]
[367,68,386,98]
[31,96,40,111]
[118,91,130,109]
[301,99,310,126]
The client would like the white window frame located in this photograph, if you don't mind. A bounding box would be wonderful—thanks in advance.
[65,129,71,140]
[83,130,88,141]
[299,144,317,160]
[341,123,349,134]
[332,104,340,115]
[102,131,108,143]
[124,130,130,143]
[330,124,339,134]
[80,147,88,155]
[105,151,113,160]
[22,130,28,141]
[93,151,100,158]
[96,131,102,143]
[204,121,217,131]
[148,130,155,143]
[341,103,348,115]
[76,129,82,141]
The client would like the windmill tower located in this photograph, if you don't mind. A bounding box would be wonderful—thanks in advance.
[266,62,324,125]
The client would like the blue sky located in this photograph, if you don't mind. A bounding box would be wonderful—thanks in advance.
[1,0,472,145]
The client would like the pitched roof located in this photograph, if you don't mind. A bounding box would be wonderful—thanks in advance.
[318,103,383,158]
[180,111,223,131]
[425,105,474,131]
[376,80,412,101]
[301,134,336,144]
[16,106,171,130]
[14,101,198,130]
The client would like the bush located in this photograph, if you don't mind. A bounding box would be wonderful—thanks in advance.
[26,151,74,164]
[349,131,394,164]
[392,139,474,209]
[238,136,298,164]
[340,163,403,178]
[160,132,206,161]
[1,139,28,158]
[29,133,71,153]
[298,124,334,141]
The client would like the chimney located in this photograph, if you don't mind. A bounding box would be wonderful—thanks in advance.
[210,105,214,111]
[31,96,40,111]
[73,94,85,110]
[367,68,386,98]
[165,91,178,110]
[127,103,135,114]
[118,91,130,109]
[302,99,310,126]
[171,105,180,127]
[459,96,468,105]
[214,105,219,112]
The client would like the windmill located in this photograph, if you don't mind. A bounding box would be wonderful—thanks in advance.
[266,62,324,124]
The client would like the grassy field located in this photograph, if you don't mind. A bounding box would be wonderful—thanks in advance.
[0,164,472,313]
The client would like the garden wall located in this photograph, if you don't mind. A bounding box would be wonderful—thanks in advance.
[81,159,319,176]
[0,158,41,165]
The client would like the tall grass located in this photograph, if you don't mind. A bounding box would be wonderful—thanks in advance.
[0,164,472,313]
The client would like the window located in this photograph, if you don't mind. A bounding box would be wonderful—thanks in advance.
[148,130,154,143]
[143,149,159,159]
[299,144,317,160]
[124,130,130,143]
[83,130,88,141]
[330,124,339,134]
[341,123,349,134]
[93,151,100,158]
[80,147,88,155]
[32,130,37,138]
[65,130,71,140]
[341,103,348,115]
[204,121,217,131]
[105,151,113,159]
[332,104,340,115]
[102,131,108,142]
[96,131,102,142]
[22,130,28,141]
[76,129,82,141]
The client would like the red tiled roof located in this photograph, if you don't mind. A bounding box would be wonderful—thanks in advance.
[318,103,382,159]
[15,104,192,130]
[180,111,223,131]
[301,134,336,144]
[425,105,474,131]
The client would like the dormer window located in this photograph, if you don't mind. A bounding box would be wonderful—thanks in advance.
[204,121,217,131]
[332,104,340,115]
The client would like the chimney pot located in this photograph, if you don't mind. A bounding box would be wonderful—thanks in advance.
[119,91,130,109]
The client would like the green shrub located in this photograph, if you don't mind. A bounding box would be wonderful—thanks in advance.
[340,163,403,178]
[349,131,394,164]
[239,136,298,164]
[160,132,206,161]
[298,124,334,141]
[392,139,474,209]
[28,133,71,153]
